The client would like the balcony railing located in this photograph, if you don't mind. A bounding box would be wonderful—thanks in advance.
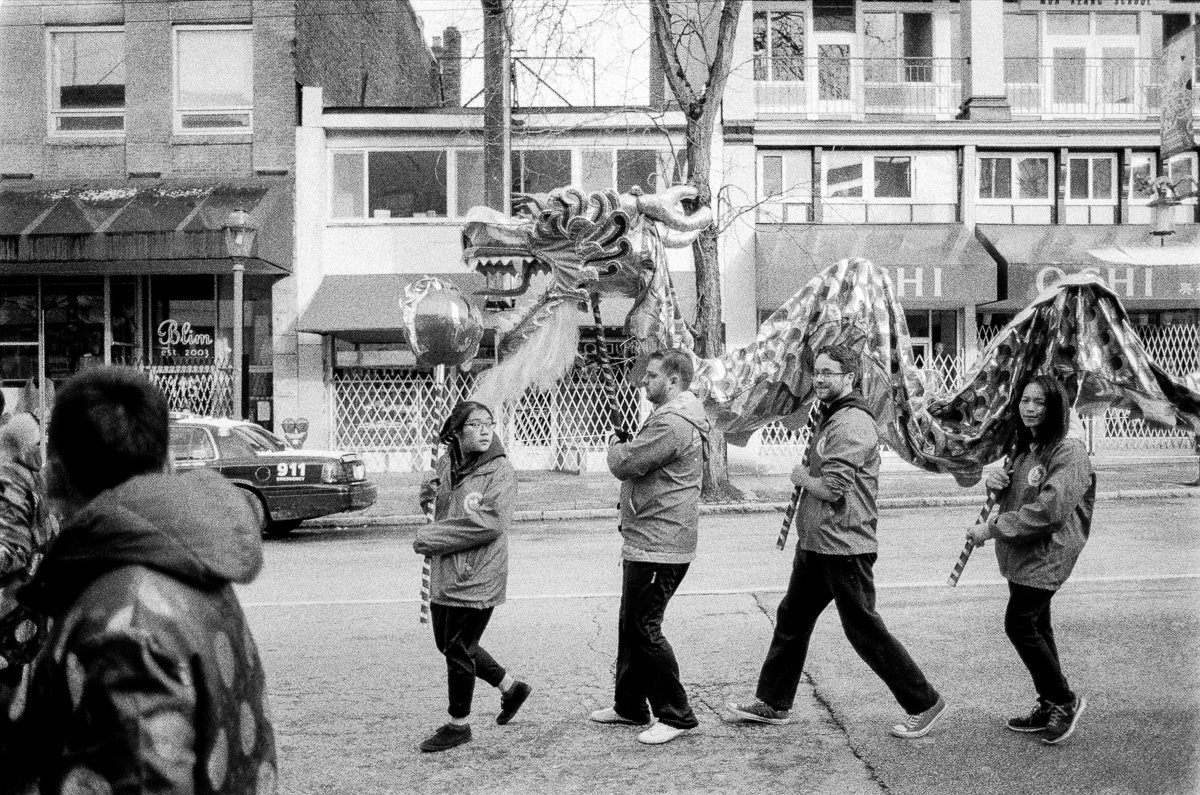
[1005,57,1167,118]
[754,57,964,117]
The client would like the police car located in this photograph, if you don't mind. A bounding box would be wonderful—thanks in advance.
[168,414,377,537]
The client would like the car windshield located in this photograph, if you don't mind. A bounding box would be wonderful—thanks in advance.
[234,425,289,452]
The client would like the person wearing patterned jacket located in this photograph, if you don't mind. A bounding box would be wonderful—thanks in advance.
[0,367,276,794]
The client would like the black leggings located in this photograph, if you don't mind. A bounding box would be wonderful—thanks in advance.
[431,603,507,719]
[1004,581,1074,705]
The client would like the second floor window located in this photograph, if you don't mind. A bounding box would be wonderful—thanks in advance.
[331,150,449,219]
[979,155,1051,202]
[49,28,125,133]
[175,26,252,133]
[824,154,914,200]
[511,150,572,212]
[753,10,805,82]
[1067,155,1115,203]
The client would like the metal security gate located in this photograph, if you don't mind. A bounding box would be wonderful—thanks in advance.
[144,363,234,418]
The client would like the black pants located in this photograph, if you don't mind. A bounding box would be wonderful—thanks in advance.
[1005,581,1074,705]
[756,550,939,715]
[431,603,507,719]
[613,560,699,729]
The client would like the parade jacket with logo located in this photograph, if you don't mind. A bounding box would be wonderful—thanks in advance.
[990,437,1095,591]
[607,390,710,564]
[415,441,514,609]
[2,468,277,795]
[797,391,881,556]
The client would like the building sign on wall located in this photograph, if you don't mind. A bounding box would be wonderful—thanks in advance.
[1010,263,1200,304]
[157,319,214,358]
[1019,0,1178,11]
[876,266,944,299]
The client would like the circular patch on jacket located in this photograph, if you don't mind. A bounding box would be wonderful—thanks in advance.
[1026,465,1046,486]
[816,436,827,458]
[463,492,483,517]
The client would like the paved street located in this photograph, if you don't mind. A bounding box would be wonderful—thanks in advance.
[240,499,1200,794]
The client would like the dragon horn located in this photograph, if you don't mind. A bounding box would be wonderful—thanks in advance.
[619,185,714,233]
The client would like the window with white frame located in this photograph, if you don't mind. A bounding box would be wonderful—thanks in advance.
[616,150,660,193]
[1067,154,1115,203]
[1128,152,1158,203]
[753,10,805,81]
[978,155,1052,201]
[510,150,573,212]
[330,150,451,219]
[824,153,913,200]
[48,28,125,133]
[758,150,812,222]
[174,26,252,133]
[863,12,934,83]
[1168,152,1199,204]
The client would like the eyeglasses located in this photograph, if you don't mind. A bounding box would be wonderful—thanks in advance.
[463,421,495,431]
[813,370,849,379]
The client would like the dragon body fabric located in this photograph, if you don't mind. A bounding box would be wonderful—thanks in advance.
[460,187,1200,486]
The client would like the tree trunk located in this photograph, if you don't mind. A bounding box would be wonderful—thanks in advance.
[688,114,743,502]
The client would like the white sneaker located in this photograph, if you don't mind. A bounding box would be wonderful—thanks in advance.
[589,707,642,725]
[637,721,688,745]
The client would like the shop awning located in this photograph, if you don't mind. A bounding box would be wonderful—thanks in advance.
[300,271,698,344]
[756,224,997,311]
[299,273,487,344]
[0,179,292,275]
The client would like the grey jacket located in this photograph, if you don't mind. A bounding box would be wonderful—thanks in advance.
[608,390,710,564]
[990,438,1095,591]
[797,392,881,556]
[415,447,514,609]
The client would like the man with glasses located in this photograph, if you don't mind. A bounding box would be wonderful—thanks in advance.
[589,349,709,746]
[728,343,946,739]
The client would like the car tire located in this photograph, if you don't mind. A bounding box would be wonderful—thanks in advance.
[264,519,302,538]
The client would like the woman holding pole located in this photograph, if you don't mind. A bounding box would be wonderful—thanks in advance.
[414,400,530,752]
[966,375,1095,745]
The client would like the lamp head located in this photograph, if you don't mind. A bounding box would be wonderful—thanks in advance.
[223,208,259,258]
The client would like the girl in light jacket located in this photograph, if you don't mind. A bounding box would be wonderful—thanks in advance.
[414,401,530,752]
[967,375,1095,746]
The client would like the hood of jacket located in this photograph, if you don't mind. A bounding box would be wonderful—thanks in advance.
[655,390,712,436]
[821,389,875,423]
[449,435,507,487]
[24,468,263,615]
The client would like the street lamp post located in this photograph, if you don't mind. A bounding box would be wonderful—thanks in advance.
[223,209,258,419]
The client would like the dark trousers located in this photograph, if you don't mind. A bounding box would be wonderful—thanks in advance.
[1005,581,1074,705]
[756,550,939,715]
[613,560,699,729]
[431,603,507,719]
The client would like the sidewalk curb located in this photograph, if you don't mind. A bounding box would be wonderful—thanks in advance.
[306,486,1198,529]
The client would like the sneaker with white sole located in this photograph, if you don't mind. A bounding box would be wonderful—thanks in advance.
[589,707,645,725]
[637,721,688,745]
[727,700,791,725]
[1007,699,1053,733]
[890,695,947,739]
[1041,696,1086,745]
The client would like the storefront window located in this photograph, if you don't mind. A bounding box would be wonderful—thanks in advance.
[110,276,139,365]
[0,282,39,396]
[151,275,220,365]
[42,278,105,384]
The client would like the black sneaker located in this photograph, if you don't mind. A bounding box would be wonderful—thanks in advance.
[419,723,472,752]
[497,681,531,725]
[727,700,791,725]
[1007,699,1053,733]
[1041,696,1086,745]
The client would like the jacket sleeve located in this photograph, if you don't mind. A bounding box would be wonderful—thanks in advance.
[992,440,1091,542]
[813,414,876,502]
[607,415,685,481]
[60,630,199,794]
[0,477,35,580]
[414,461,515,556]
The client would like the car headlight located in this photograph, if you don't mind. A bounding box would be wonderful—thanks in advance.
[321,462,339,483]
[340,456,366,482]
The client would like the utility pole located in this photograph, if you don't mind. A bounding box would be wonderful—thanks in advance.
[482,0,512,213]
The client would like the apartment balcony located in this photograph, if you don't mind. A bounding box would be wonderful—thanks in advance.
[754,57,964,119]
[1005,57,1184,119]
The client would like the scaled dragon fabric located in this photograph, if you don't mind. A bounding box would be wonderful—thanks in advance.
[695,258,1200,486]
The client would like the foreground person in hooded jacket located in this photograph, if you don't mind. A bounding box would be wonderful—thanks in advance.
[589,349,710,747]
[729,344,946,740]
[414,400,528,753]
[0,366,276,794]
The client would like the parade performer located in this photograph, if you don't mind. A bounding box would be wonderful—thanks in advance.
[414,401,530,753]
[590,349,709,746]
[965,375,1095,745]
[728,344,947,739]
